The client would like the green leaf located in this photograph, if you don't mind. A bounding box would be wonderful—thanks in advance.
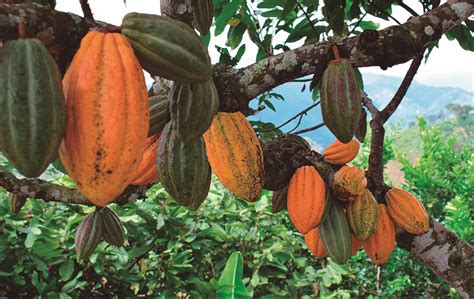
[59,260,74,281]
[216,252,250,298]
[215,0,242,36]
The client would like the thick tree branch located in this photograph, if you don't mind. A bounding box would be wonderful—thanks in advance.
[79,0,94,20]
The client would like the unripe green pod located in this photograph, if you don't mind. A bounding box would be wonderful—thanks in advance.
[100,207,125,246]
[75,211,103,260]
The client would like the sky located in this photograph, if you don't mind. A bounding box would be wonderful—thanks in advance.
[55,0,473,92]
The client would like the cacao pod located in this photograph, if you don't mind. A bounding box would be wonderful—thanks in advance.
[0,39,66,177]
[347,189,379,240]
[319,202,352,264]
[323,139,359,165]
[157,122,211,210]
[148,95,169,137]
[364,204,395,265]
[121,13,212,83]
[351,235,364,256]
[271,184,288,214]
[130,135,160,185]
[262,134,312,190]
[320,58,362,143]
[287,166,326,234]
[100,207,125,246]
[192,0,213,35]
[75,211,103,260]
[169,80,219,143]
[385,188,429,234]
[52,158,68,175]
[332,165,367,201]
[304,228,327,257]
[355,108,367,143]
[204,112,264,201]
[8,193,26,214]
[59,32,149,207]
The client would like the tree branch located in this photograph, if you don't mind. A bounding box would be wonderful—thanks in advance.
[79,0,94,20]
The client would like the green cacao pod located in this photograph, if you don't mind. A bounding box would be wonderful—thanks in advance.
[157,122,211,210]
[75,211,103,260]
[148,95,170,137]
[8,193,26,214]
[320,58,362,143]
[347,189,379,241]
[170,80,219,143]
[355,108,367,143]
[192,0,213,35]
[100,207,125,246]
[0,39,66,177]
[121,13,212,83]
[319,201,352,264]
[271,184,288,213]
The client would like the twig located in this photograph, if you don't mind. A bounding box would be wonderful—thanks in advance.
[396,0,419,17]
[287,114,305,133]
[377,265,382,295]
[349,12,368,35]
[256,101,320,133]
[292,78,313,82]
[380,53,423,122]
[362,95,385,185]
[292,122,325,135]
[296,1,319,40]
[369,2,402,25]
[79,0,94,20]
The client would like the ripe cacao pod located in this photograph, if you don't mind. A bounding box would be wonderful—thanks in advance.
[169,80,219,143]
[385,188,429,234]
[130,135,160,185]
[271,184,288,214]
[121,13,212,83]
[100,207,125,246]
[204,112,264,201]
[364,204,395,265]
[323,139,359,165]
[157,122,211,210]
[355,108,367,143]
[287,166,326,234]
[304,228,327,257]
[75,211,103,260]
[347,189,379,240]
[351,235,363,256]
[332,166,367,201]
[59,32,149,207]
[192,0,213,35]
[262,134,311,191]
[320,58,362,143]
[0,39,66,177]
[148,95,169,137]
[8,193,26,214]
[319,202,352,264]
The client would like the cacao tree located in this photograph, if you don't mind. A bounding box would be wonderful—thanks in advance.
[0,0,473,297]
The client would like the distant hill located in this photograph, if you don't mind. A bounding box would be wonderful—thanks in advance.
[248,72,473,148]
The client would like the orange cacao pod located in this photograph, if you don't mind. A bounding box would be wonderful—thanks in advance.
[287,166,326,234]
[385,188,429,234]
[130,134,160,185]
[351,235,363,256]
[304,228,327,257]
[332,165,367,200]
[323,139,359,165]
[347,189,379,240]
[364,204,395,265]
[204,112,264,201]
[60,32,149,206]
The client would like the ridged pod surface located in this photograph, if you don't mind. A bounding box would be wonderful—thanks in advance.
[121,13,212,83]
[192,0,213,35]
[157,123,211,210]
[320,58,362,143]
[100,207,125,246]
[59,32,149,206]
[287,166,326,234]
[364,204,396,265]
[347,189,379,240]
[75,211,103,260]
[385,188,429,234]
[130,135,160,185]
[323,139,359,165]
[204,112,264,201]
[355,108,367,143]
[170,80,219,143]
[332,166,367,201]
[8,193,26,214]
[0,39,66,177]
[271,184,288,213]
[304,228,327,257]
[148,96,169,137]
[319,203,352,264]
